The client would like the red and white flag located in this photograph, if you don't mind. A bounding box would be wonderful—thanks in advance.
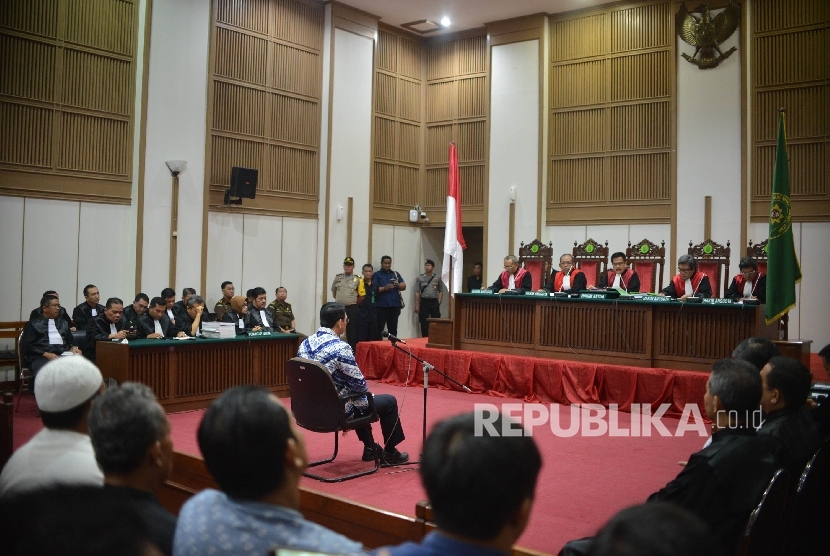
[442,142,466,296]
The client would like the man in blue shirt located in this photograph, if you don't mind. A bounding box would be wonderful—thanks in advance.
[173,386,364,556]
[375,412,542,556]
[373,255,406,338]
[298,302,408,465]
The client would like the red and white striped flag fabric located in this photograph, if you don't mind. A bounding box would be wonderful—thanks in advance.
[442,142,466,296]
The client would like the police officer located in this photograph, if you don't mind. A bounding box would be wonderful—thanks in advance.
[414,259,446,337]
[331,257,361,348]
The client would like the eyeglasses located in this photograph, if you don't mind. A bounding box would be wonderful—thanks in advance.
[136,303,149,309]
[678,267,693,272]
[503,264,515,269]
[740,270,756,276]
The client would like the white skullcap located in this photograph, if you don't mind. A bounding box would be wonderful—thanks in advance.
[34,356,104,412]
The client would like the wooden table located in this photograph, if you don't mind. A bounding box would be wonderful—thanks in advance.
[451,293,778,371]
[96,334,299,411]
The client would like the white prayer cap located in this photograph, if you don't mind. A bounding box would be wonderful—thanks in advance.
[34,356,104,412]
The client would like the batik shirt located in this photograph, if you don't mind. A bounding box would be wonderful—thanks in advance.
[297,327,368,416]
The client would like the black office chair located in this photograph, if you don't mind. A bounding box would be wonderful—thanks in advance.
[783,442,830,555]
[737,469,791,556]
[285,357,380,483]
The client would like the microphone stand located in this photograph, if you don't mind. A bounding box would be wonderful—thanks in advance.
[386,337,470,464]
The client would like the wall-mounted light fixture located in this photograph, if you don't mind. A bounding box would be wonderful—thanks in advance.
[509,186,517,204]
[336,205,345,221]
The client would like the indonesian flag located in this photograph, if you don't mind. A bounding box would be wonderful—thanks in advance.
[442,142,466,296]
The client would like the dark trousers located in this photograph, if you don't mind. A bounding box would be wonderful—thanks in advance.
[418,298,440,337]
[355,393,405,450]
[376,307,401,337]
[344,304,360,349]
[356,310,379,346]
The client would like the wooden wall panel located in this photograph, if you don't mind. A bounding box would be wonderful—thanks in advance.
[425,168,447,207]
[374,117,396,160]
[426,125,452,165]
[548,0,673,223]
[457,121,486,162]
[458,36,487,75]
[374,72,396,116]
[750,0,829,221]
[427,40,455,80]
[0,0,138,202]
[209,0,324,215]
[460,165,485,205]
[397,36,421,79]
[398,122,420,165]
[427,80,456,122]
[397,78,420,122]
[377,30,397,72]
[374,162,395,205]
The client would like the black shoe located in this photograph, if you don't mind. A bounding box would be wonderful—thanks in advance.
[381,448,409,466]
[362,443,382,462]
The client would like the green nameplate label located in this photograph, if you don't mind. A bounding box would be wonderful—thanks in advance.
[471,289,494,294]
[525,291,551,297]
[247,331,273,337]
[703,298,734,305]
[580,292,607,300]
[641,295,672,302]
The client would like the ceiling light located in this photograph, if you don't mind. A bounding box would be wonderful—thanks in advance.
[440,17,451,27]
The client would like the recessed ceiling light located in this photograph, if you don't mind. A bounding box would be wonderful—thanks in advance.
[440,17,451,27]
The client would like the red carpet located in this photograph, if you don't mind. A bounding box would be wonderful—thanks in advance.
[163,381,707,554]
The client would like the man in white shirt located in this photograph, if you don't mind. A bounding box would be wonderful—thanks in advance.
[0,356,105,497]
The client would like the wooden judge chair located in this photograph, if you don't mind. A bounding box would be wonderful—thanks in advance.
[747,239,769,275]
[626,239,666,293]
[285,357,380,483]
[518,239,553,291]
[736,469,792,556]
[688,239,731,297]
[573,238,608,288]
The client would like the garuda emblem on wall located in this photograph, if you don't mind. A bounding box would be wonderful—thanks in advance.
[676,0,741,69]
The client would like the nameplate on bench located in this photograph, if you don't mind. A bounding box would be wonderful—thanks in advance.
[471,289,494,294]
[703,298,734,305]
[579,290,620,300]
[525,291,551,297]
[638,295,673,302]
[247,331,275,337]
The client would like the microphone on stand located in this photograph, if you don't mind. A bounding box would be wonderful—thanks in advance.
[382,331,407,345]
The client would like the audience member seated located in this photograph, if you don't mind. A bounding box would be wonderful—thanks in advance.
[124,293,150,329]
[543,254,587,294]
[248,287,275,330]
[89,383,176,556]
[298,302,408,466]
[490,254,532,294]
[467,261,483,292]
[0,485,162,556]
[584,502,722,556]
[268,287,297,333]
[561,358,778,556]
[136,297,179,339]
[594,252,640,293]
[176,295,207,337]
[659,255,712,299]
[221,295,258,335]
[72,284,105,330]
[161,288,178,327]
[172,386,364,556]
[21,295,82,383]
[375,412,541,556]
[29,290,74,330]
[0,357,105,497]
[172,288,196,322]
[725,256,767,303]
[214,281,234,320]
[757,356,823,477]
[86,297,128,362]
[731,336,782,371]
[814,344,830,436]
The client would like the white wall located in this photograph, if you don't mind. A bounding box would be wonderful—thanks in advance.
[326,28,374,279]
[487,40,540,282]
[140,0,210,296]
[676,24,742,275]
[206,213,319,334]
[544,224,672,292]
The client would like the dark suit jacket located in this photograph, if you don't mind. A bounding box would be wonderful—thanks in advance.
[221,311,256,335]
[543,270,587,294]
[21,316,74,362]
[136,313,175,339]
[758,406,823,478]
[72,302,105,330]
[725,274,767,303]
[29,306,73,329]
[247,306,275,329]
[85,314,128,360]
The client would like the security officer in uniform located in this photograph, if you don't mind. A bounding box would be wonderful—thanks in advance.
[331,257,361,349]
[214,281,234,320]
[414,259,446,337]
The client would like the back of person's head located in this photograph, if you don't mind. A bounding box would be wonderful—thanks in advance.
[198,385,293,500]
[35,357,103,429]
[709,358,762,414]
[88,383,167,475]
[819,343,830,362]
[0,485,155,556]
[764,356,812,408]
[320,302,346,328]
[732,337,782,370]
[587,502,722,556]
[182,287,196,297]
[420,412,541,542]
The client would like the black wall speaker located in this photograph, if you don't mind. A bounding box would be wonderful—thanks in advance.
[229,167,258,199]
